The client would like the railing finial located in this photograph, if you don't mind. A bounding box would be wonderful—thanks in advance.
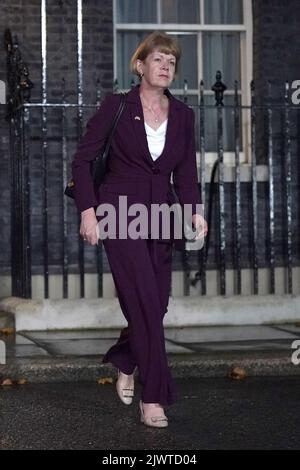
[4,28,34,119]
[211,70,227,106]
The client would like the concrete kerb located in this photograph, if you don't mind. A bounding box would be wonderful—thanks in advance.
[0,353,299,384]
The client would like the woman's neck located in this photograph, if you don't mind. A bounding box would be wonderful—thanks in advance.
[139,83,166,107]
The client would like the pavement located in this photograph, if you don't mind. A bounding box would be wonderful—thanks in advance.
[2,311,300,450]
[1,377,300,449]
[1,310,300,383]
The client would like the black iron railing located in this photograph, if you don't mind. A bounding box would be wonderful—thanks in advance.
[4,29,300,299]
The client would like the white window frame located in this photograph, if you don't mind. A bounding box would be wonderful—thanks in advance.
[113,0,253,165]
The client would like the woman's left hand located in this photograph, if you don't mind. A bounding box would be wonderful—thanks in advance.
[192,214,208,240]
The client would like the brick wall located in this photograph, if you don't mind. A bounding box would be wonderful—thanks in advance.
[253,0,300,99]
[252,0,300,272]
[0,0,299,284]
[0,0,114,276]
[253,0,300,160]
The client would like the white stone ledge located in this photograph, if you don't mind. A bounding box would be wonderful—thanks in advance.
[0,294,300,332]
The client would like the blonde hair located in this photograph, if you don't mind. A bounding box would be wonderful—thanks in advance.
[129,31,181,80]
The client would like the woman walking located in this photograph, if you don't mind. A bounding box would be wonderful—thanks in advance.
[72,31,208,428]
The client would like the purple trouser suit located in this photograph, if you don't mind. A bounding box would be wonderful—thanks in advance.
[72,84,201,406]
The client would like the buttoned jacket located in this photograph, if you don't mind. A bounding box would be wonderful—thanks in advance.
[71,83,202,254]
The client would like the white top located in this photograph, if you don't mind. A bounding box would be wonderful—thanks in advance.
[144,119,168,161]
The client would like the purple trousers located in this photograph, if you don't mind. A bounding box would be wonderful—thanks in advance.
[101,237,178,406]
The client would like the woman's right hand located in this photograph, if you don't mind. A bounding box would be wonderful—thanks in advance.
[80,208,99,245]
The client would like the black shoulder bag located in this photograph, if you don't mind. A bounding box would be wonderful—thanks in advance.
[64,92,127,199]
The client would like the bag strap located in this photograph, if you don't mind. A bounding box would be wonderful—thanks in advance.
[97,92,127,167]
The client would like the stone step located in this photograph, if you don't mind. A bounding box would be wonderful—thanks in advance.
[1,295,300,332]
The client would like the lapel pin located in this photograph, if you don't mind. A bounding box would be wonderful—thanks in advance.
[134,115,141,120]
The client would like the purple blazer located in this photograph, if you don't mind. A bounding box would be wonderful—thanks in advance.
[71,83,202,255]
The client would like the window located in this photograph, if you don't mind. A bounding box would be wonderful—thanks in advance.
[114,0,252,163]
